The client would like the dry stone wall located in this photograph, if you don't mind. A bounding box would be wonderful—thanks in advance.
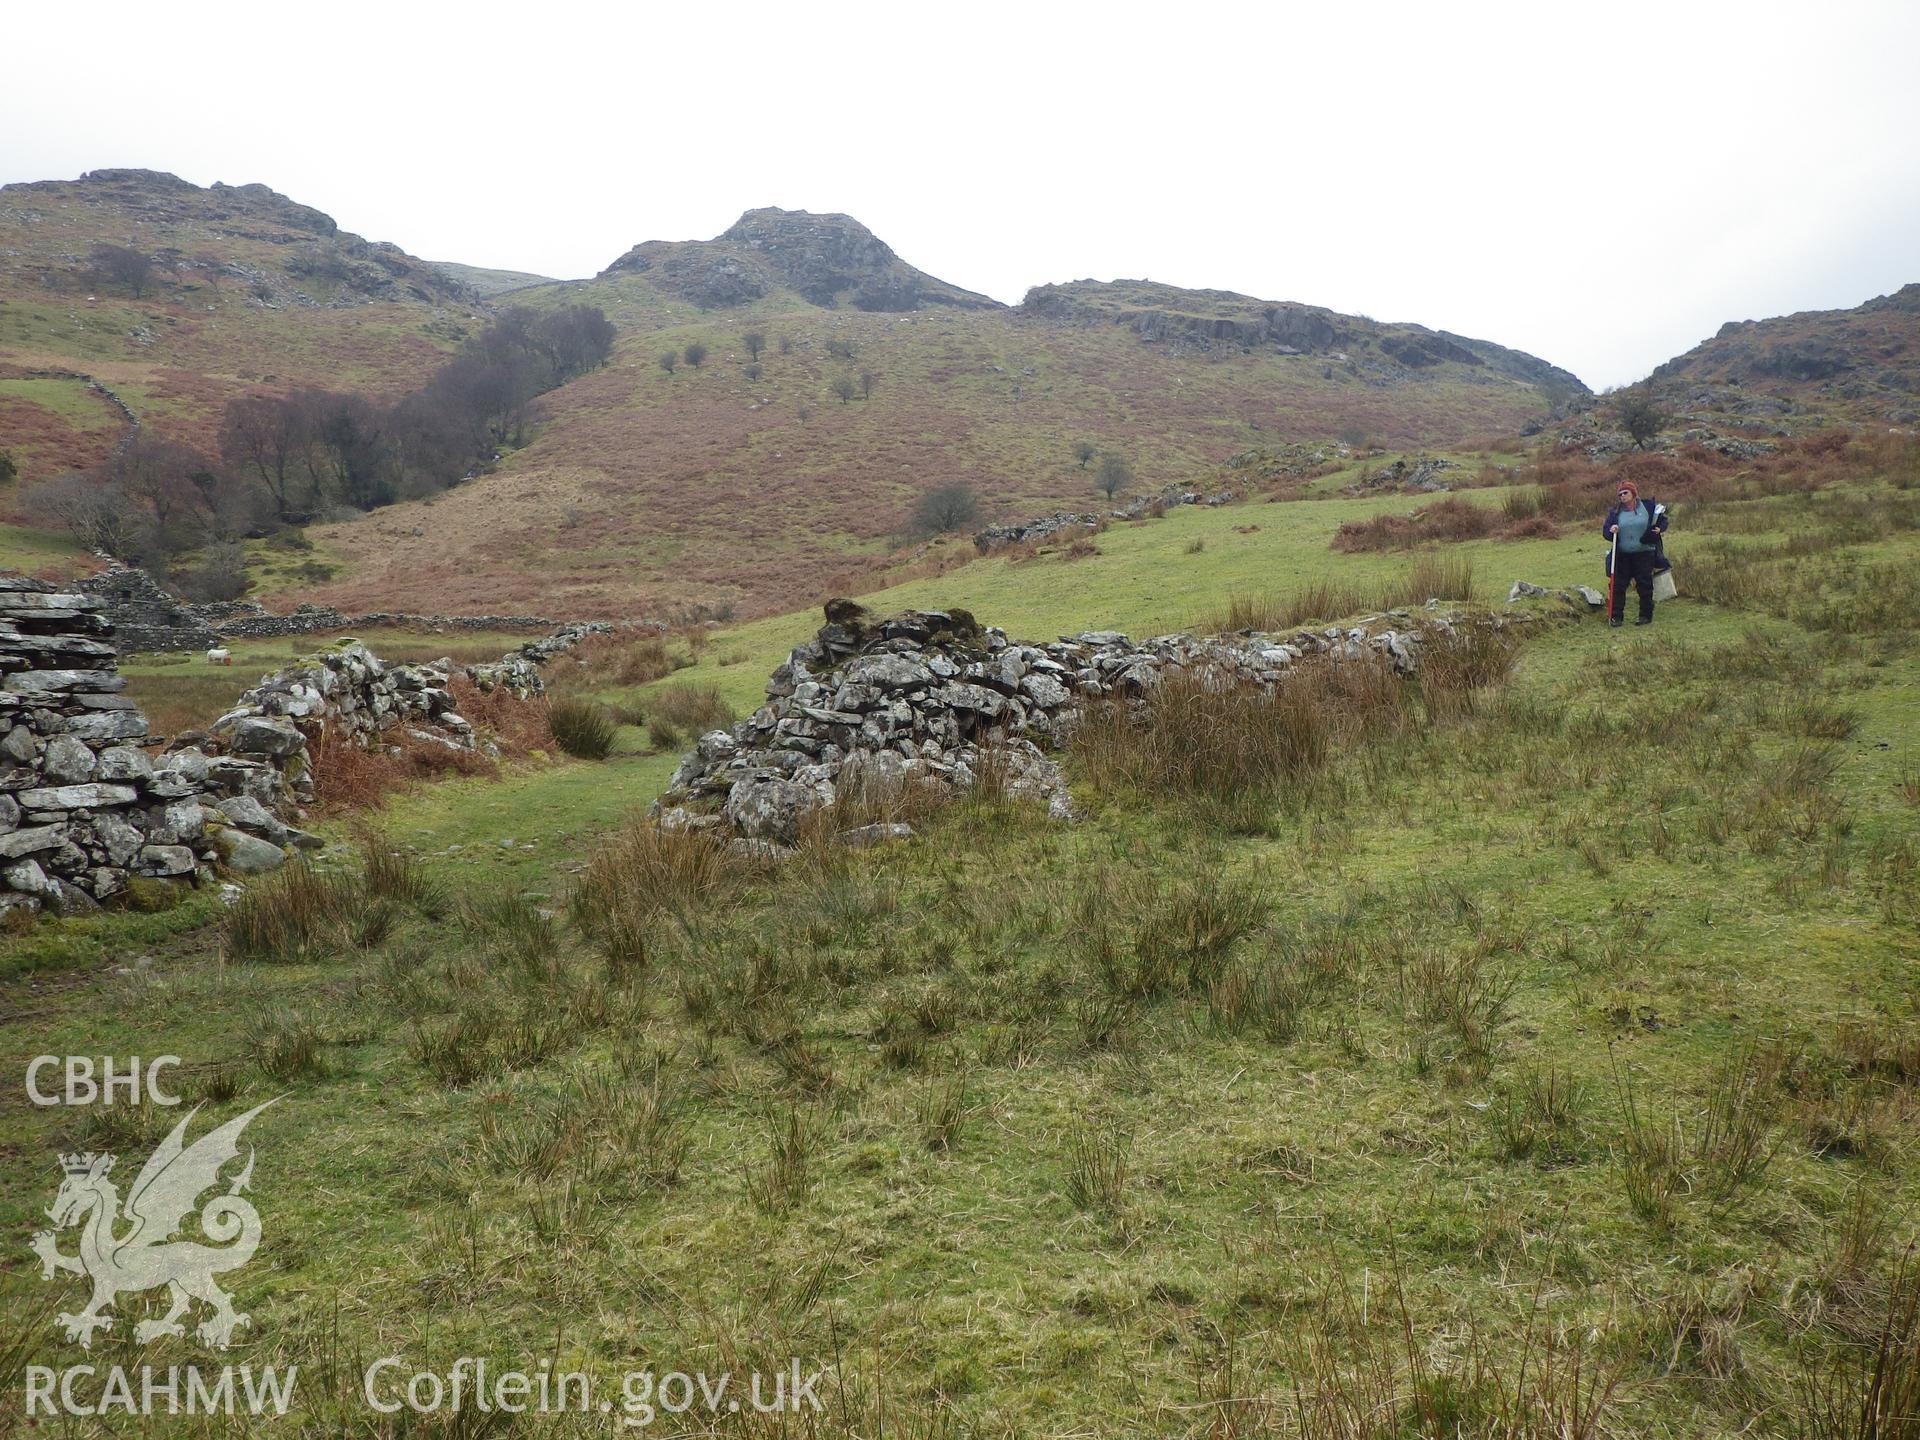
[656,599,1531,850]
[971,480,1245,553]
[1,578,292,917]
[201,622,613,806]
[1,581,612,918]
[77,563,221,654]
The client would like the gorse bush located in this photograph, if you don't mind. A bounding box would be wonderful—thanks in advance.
[546,697,616,759]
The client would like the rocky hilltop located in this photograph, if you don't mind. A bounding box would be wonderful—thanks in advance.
[0,168,473,308]
[1647,282,1920,428]
[600,206,1000,312]
[1022,279,1588,396]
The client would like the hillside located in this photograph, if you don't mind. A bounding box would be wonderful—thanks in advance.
[287,210,1585,621]
[0,168,481,475]
[6,430,1919,1435]
[427,259,561,297]
[1647,281,1920,430]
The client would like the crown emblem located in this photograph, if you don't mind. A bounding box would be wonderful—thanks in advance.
[59,1152,107,1176]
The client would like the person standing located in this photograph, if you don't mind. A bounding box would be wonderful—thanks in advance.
[1603,479,1668,627]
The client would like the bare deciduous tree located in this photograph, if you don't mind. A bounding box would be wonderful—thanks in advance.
[683,341,708,368]
[831,376,857,405]
[659,350,679,375]
[912,483,980,537]
[89,243,154,299]
[1073,441,1096,469]
[1096,453,1133,501]
[23,473,151,558]
[743,331,765,361]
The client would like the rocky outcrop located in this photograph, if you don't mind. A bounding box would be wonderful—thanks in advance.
[600,208,1001,313]
[655,600,1524,850]
[1646,283,1920,428]
[1,168,474,310]
[1017,280,1591,397]
[1,579,293,917]
[1343,456,1457,494]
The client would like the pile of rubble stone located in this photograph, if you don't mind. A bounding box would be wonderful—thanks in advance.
[655,598,1531,850]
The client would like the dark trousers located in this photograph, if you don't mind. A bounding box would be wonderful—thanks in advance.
[1610,548,1656,621]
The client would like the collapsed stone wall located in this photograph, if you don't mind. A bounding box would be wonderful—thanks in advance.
[1,585,612,918]
[200,602,593,643]
[200,622,614,807]
[1,579,294,918]
[971,480,1246,554]
[656,599,1529,851]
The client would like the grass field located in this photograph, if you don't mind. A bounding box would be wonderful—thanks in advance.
[3,452,1918,1435]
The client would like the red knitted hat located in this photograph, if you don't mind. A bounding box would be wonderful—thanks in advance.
[1616,479,1639,497]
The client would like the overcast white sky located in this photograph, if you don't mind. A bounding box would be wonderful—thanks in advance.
[4,0,1916,389]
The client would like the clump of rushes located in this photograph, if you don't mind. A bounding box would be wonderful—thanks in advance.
[546,696,616,759]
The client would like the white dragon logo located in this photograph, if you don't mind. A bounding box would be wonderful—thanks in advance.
[28,1100,275,1350]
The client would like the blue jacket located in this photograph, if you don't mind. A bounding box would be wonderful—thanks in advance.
[1603,498,1668,575]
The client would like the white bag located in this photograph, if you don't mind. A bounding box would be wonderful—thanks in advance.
[1653,568,1677,603]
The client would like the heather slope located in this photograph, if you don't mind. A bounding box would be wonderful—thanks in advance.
[295,222,1584,620]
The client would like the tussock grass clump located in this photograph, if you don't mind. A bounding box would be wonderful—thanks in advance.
[1793,1246,1920,1439]
[1492,1064,1586,1165]
[573,822,758,937]
[545,696,617,759]
[360,840,448,918]
[1073,861,1268,999]
[1420,627,1518,718]
[918,1075,973,1152]
[745,1107,818,1215]
[1073,667,1333,826]
[1073,645,1449,828]
[1281,1265,1621,1437]
[552,632,680,690]
[640,682,734,752]
[246,1010,326,1081]
[1063,1115,1130,1214]
[1215,555,1474,631]
[222,863,360,964]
